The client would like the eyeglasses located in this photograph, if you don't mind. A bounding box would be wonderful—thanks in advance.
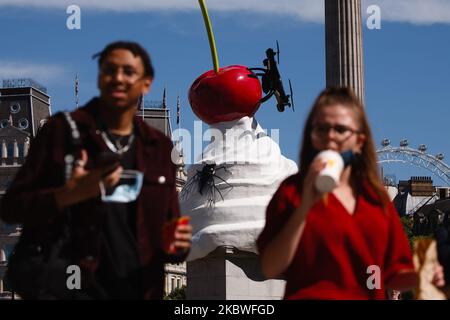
[100,64,144,82]
[311,123,360,140]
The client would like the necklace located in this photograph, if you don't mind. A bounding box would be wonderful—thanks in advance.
[101,131,135,155]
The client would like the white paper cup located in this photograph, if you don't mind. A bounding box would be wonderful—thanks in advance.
[314,150,344,193]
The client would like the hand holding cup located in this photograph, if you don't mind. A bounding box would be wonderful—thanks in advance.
[314,150,344,193]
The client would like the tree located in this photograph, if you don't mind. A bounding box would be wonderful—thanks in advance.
[164,285,186,300]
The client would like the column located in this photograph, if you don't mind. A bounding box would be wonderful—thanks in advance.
[325,0,365,103]
[13,140,18,165]
[1,140,7,166]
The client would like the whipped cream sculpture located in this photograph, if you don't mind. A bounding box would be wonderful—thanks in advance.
[180,116,297,261]
[181,0,297,261]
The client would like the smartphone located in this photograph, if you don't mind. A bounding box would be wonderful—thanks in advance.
[96,151,121,175]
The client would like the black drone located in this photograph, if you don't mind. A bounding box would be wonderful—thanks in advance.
[249,41,295,112]
[181,163,233,208]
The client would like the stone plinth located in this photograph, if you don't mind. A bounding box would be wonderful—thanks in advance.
[187,246,285,300]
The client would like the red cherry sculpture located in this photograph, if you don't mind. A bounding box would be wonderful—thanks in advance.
[188,65,262,125]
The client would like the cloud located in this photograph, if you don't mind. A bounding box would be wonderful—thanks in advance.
[0,61,66,82]
[362,0,450,25]
[0,0,324,22]
[0,0,449,25]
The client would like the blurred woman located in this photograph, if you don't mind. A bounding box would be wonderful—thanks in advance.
[257,87,417,299]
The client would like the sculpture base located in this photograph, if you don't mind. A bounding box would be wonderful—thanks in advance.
[187,246,285,300]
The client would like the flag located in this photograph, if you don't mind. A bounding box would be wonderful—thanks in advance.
[163,86,167,109]
[139,94,144,109]
[176,96,180,125]
[75,74,79,108]
[140,94,145,120]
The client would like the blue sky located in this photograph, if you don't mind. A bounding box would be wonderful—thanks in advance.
[0,0,449,185]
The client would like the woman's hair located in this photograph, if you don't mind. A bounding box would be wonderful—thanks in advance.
[298,87,389,207]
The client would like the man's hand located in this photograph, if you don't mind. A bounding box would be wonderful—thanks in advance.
[171,222,193,253]
[163,216,192,255]
[55,149,122,210]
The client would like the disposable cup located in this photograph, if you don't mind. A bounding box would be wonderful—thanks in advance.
[314,150,344,193]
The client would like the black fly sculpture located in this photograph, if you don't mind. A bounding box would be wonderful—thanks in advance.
[249,41,295,113]
[181,163,233,207]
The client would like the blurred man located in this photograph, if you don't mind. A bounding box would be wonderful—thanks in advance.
[1,41,191,299]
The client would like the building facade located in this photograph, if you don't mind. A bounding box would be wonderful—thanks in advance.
[0,79,51,299]
[137,99,188,297]
[394,176,439,217]
[389,176,450,237]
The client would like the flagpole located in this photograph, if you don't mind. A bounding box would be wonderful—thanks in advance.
[163,86,167,136]
[75,73,79,109]
[141,94,145,121]
[177,95,182,157]
[177,96,181,133]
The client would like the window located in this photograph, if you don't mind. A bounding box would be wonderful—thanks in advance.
[7,143,13,159]
[10,103,21,114]
[0,119,9,128]
[4,244,14,259]
[1,178,12,188]
[19,143,24,158]
[18,118,29,130]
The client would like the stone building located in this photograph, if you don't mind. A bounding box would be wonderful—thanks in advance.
[139,98,188,297]
[0,79,51,299]
[394,176,439,217]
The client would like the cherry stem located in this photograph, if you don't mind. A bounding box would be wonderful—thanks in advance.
[198,0,220,74]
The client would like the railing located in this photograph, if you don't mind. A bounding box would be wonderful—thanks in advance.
[1,78,47,93]
[406,193,438,216]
